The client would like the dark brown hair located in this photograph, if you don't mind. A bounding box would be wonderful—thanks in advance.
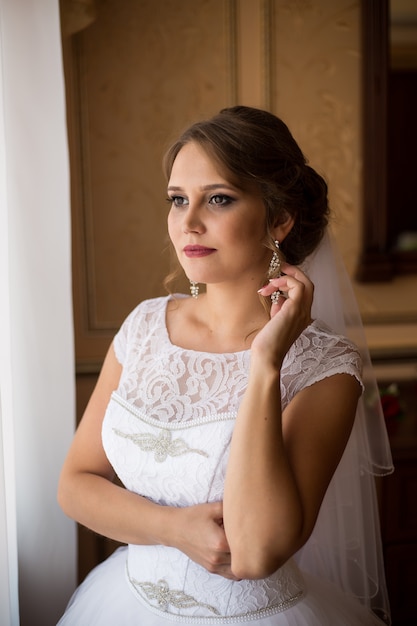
[163,106,330,266]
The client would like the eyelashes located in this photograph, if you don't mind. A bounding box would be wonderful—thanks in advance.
[166,194,235,208]
[166,195,188,207]
[209,194,234,207]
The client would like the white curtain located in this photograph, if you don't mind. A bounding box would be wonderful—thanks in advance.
[0,1,77,625]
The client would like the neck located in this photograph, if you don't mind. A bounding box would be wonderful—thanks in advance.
[196,283,269,344]
[167,280,270,353]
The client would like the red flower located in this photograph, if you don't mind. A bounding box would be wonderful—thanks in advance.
[380,393,402,420]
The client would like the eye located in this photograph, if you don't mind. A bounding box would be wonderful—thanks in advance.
[167,195,189,207]
[208,194,234,207]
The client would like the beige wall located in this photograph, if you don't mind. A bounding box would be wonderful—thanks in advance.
[62,0,417,362]
[272,0,362,273]
[270,0,416,358]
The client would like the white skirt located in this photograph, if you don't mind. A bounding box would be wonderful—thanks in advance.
[57,547,387,625]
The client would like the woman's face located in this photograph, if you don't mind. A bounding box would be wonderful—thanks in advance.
[167,141,270,289]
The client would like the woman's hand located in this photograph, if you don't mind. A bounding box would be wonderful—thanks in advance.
[172,501,239,580]
[255,263,314,366]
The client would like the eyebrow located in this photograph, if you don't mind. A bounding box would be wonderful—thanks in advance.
[167,183,238,192]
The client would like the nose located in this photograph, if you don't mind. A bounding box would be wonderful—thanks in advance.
[182,203,205,234]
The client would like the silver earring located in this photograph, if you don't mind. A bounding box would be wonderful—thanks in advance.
[189,280,199,298]
[268,240,281,304]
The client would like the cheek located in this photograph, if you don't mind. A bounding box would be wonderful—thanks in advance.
[167,211,178,243]
[231,217,266,245]
[232,202,267,240]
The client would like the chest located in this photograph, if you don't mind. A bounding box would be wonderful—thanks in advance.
[102,393,236,506]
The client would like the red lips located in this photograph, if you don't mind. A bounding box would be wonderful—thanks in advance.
[183,245,216,258]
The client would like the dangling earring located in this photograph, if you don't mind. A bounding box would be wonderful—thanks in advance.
[189,280,199,298]
[268,240,281,304]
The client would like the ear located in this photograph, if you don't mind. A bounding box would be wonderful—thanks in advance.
[272,213,295,243]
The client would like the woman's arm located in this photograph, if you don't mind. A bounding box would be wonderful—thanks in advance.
[58,345,172,545]
[223,266,361,580]
[58,344,237,577]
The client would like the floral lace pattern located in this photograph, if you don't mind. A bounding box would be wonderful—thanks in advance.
[113,295,362,423]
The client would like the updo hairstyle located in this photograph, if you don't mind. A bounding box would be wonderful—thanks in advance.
[163,106,330,266]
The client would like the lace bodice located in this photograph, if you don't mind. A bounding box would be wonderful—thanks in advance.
[101,295,362,622]
[112,295,362,421]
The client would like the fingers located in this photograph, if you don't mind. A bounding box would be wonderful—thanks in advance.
[176,502,240,579]
[252,264,314,359]
[204,548,240,581]
[203,508,241,579]
[258,264,314,304]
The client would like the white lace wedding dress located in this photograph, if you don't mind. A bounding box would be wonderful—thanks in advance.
[57,295,387,625]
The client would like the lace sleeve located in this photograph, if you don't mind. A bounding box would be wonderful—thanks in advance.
[112,297,169,366]
[112,302,146,366]
[281,321,363,408]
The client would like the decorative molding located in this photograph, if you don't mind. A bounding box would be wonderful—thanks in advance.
[67,0,240,361]
[227,0,238,104]
[356,0,417,280]
[356,0,392,282]
[60,0,98,36]
[262,0,275,110]
[72,36,105,332]
[234,0,274,109]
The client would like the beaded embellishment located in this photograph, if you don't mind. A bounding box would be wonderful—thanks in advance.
[113,427,209,462]
[134,578,220,615]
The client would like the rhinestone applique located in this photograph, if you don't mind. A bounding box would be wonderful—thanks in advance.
[133,578,220,615]
[113,427,209,462]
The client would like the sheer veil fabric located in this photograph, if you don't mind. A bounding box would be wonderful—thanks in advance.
[297,231,394,623]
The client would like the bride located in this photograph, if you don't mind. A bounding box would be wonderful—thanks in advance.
[57,106,393,625]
